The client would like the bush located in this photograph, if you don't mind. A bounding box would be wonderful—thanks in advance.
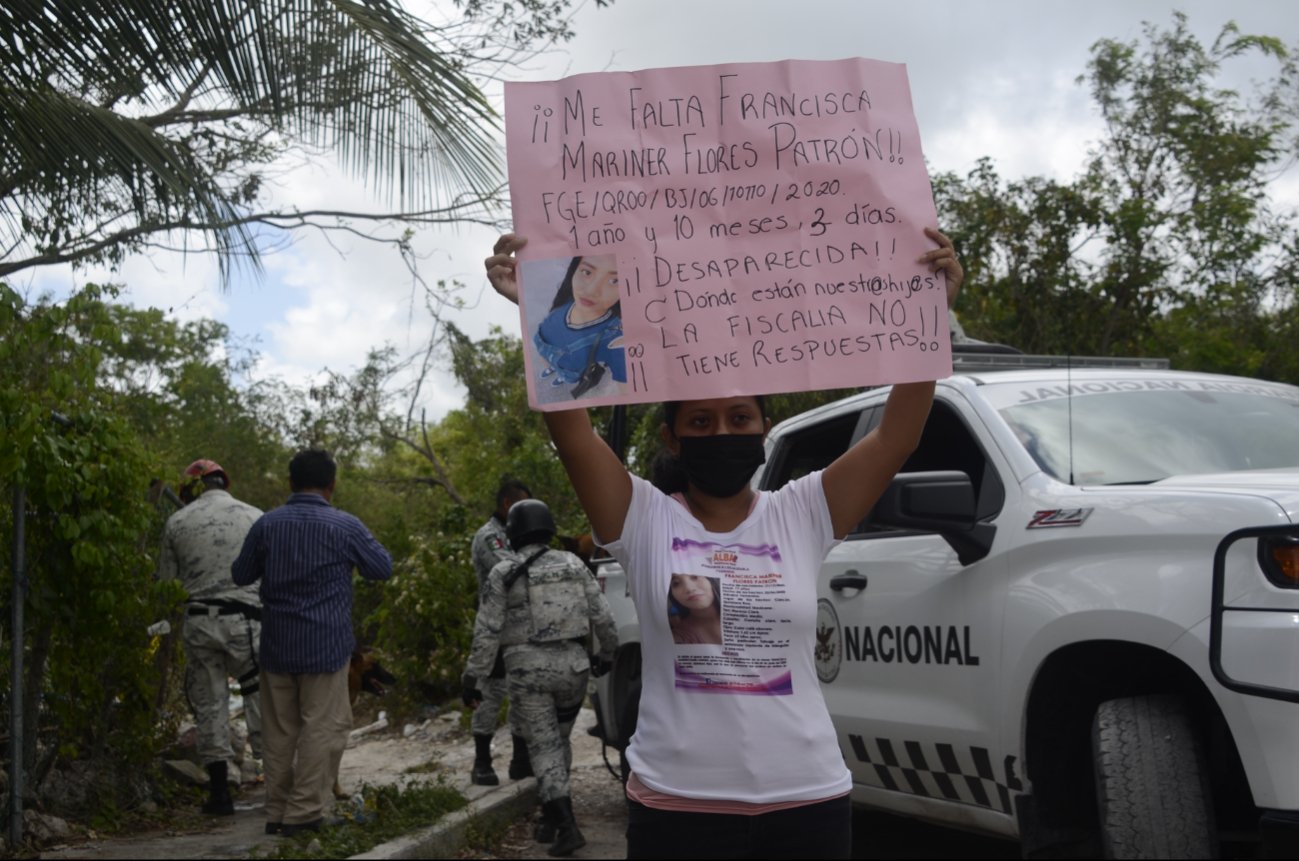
[366,506,478,714]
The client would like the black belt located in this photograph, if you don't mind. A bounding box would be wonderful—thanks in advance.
[188,605,250,617]
[187,599,262,621]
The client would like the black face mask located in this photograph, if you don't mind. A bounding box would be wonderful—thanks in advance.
[675,434,767,498]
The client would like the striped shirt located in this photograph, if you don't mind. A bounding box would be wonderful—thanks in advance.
[231,492,392,674]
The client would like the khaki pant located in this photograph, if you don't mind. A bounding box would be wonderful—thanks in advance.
[260,666,352,826]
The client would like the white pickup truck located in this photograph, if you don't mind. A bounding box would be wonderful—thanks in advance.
[590,349,1299,859]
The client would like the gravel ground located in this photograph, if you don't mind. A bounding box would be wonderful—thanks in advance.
[461,720,629,860]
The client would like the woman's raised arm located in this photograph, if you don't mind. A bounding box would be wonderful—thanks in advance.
[486,234,633,542]
[821,227,964,538]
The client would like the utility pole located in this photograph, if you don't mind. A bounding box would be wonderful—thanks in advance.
[8,482,25,850]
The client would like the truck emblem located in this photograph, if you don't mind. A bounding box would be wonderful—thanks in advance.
[815,599,842,683]
[1027,508,1093,529]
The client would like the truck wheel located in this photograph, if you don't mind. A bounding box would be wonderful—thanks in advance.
[1091,694,1216,859]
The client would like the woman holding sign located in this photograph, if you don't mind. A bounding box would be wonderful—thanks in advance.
[486,227,962,859]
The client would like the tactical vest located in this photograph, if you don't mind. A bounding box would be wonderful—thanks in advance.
[498,547,591,646]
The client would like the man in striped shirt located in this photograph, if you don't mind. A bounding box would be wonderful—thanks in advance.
[232,449,392,836]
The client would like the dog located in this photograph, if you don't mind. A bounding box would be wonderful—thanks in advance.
[558,533,598,571]
[333,648,397,799]
[349,648,397,701]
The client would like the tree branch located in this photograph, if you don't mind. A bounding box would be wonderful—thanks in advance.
[0,193,508,279]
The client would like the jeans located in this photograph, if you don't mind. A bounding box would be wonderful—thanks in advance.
[625,794,852,859]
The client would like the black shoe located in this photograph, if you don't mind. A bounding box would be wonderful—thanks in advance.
[201,761,234,816]
[201,796,235,816]
[471,761,500,786]
[265,822,283,835]
[534,805,558,843]
[544,797,586,857]
[509,734,534,779]
[281,819,323,837]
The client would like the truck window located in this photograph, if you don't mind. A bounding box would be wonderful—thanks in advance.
[761,408,870,491]
[853,399,1004,537]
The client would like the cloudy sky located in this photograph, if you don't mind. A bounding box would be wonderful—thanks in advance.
[19,0,1299,421]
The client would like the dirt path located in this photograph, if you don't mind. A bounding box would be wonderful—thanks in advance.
[36,706,627,860]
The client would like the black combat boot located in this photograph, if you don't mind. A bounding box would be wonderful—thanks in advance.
[544,796,586,857]
[533,802,558,843]
[201,761,235,816]
[508,733,534,779]
[471,733,499,786]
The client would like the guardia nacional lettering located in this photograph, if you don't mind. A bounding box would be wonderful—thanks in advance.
[842,624,980,666]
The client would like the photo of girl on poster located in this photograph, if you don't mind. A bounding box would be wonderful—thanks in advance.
[522,253,626,404]
[668,574,722,645]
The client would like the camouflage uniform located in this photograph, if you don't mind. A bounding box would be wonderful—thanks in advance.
[158,488,265,766]
[465,543,618,803]
[470,515,520,738]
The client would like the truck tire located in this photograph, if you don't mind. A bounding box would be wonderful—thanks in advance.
[1091,694,1216,859]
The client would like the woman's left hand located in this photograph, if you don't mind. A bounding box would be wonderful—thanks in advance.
[919,227,963,310]
[485,233,528,306]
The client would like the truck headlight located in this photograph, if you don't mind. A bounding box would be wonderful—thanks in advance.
[1258,535,1299,589]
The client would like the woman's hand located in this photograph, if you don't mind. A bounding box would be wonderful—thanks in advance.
[918,227,963,310]
[484,233,528,306]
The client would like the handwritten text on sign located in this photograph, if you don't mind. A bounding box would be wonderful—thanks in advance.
[505,58,951,411]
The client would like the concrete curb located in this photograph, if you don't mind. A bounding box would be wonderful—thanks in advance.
[350,778,539,859]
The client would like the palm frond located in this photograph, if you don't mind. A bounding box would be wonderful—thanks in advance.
[1,0,501,209]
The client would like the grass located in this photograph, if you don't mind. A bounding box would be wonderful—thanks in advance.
[254,780,468,860]
[401,756,444,775]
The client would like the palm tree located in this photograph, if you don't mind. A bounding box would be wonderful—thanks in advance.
[0,0,505,285]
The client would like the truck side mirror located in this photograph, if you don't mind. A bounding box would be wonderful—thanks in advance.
[872,471,995,565]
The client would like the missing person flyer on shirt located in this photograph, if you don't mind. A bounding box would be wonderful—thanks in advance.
[669,538,793,695]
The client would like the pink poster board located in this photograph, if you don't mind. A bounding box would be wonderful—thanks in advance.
[504,58,950,411]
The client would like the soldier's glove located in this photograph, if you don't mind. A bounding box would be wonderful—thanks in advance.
[589,655,613,678]
[461,674,483,709]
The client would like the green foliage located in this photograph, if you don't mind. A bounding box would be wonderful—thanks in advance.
[936,13,1299,376]
[0,0,506,285]
[0,283,189,784]
[258,781,467,859]
[89,300,293,511]
[365,506,479,710]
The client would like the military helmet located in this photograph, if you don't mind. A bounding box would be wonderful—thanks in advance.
[505,499,556,550]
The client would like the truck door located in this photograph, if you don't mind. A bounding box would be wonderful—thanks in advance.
[768,394,1018,824]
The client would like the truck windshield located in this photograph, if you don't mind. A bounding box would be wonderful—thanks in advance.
[987,379,1299,485]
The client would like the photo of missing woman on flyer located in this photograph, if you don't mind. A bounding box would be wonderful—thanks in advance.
[668,574,723,645]
[519,253,627,404]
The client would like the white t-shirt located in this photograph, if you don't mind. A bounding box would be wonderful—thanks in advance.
[600,471,852,803]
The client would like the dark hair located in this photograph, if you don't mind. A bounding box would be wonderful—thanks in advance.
[549,256,622,319]
[201,473,228,491]
[289,449,336,491]
[494,478,532,516]
[649,448,689,494]
[668,576,721,620]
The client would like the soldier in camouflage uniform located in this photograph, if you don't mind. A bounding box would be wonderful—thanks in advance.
[467,479,534,785]
[463,499,617,858]
[157,459,264,816]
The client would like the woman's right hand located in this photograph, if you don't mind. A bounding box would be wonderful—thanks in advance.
[484,233,528,305]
